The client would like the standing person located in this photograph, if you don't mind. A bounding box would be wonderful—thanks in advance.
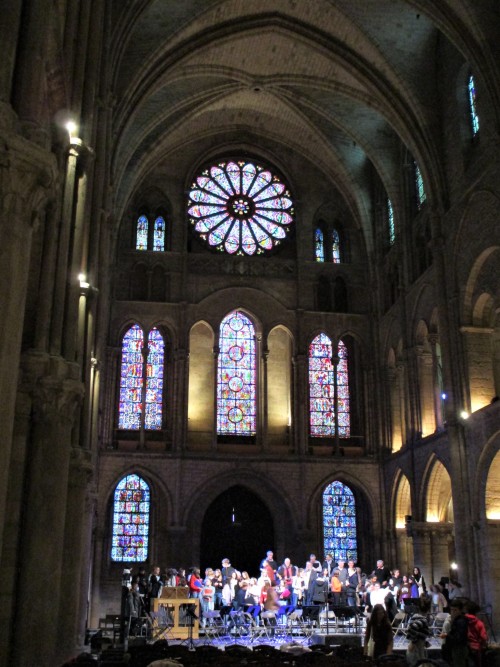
[322,554,334,578]
[148,565,163,611]
[124,581,143,639]
[261,550,279,582]
[330,569,342,605]
[336,559,348,603]
[307,553,323,573]
[441,598,469,667]
[188,568,203,598]
[304,561,318,606]
[278,557,296,598]
[212,568,223,609]
[364,604,393,658]
[200,575,215,625]
[413,566,427,595]
[292,567,305,608]
[464,600,488,667]
[311,568,330,606]
[221,558,236,586]
[374,560,391,587]
[346,559,360,607]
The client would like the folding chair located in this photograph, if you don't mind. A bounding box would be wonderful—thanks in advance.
[391,611,409,647]
[203,609,227,644]
[149,606,173,642]
[429,612,449,640]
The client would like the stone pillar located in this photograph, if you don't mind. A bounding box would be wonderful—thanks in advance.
[388,367,403,452]
[50,142,84,355]
[261,346,269,452]
[415,345,435,437]
[11,0,51,144]
[460,326,495,412]
[430,526,453,585]
[212,345,220,450]
[395,528,414,574]
[396,362,407,445]
[11,372,84,667]
[173,348,189,452]
[428,334,444,430]
[292,353,308,455]
[0,0,22,107]
[57,447,94,662]
[411,523,433,586]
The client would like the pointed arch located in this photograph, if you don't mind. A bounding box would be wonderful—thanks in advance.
[485,449,500,520]
[425,458,453,523]
[111,474,150,562]
[394,472,412,528]
[136,214,148,250]
[217,310,256,435]
[315,227,325,262]
[468,73,480,136]
[332,228,341,263]
[309,333,335,436]
[153,215,165,251]
[322,480,357,562]
[118,324,145,430]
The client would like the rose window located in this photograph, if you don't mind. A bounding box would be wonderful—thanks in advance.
[188,160,294,255]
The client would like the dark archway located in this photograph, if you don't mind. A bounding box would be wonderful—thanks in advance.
[200,485,275,576]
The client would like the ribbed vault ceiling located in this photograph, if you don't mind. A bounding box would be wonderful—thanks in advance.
[109,0,499,253]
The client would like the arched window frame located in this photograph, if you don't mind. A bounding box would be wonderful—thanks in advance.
[468,73,480,137]
[387,198,395,246]
[134,209,167,252]
[322,480,358,562]
[216,310,257,436]
[308,334,351,438]
[332,228,341,263]
[315,227,325,262]
[118,324,166,431]
[111,474,150,562]
[414,161,426,210]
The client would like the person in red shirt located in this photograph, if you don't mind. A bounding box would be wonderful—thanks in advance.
[188,568,203,598]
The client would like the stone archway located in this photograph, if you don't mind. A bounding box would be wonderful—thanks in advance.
[200,485,275,576]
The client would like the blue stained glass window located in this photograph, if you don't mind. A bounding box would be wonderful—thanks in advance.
[217,311,256,435]
[136,215,148,250]
[118,325,164,431]
[468,74,480,136]
[388,199,395,245]
[188,160,294,255]
[415,162,426,209]
[332,229,340,263]
[119,325,144,430]
[145,328,164,430]
[111,474,150,562]
[323,481,357,562]
[153,216,165,252]
[309,334,350,437]
[315,228,325,262]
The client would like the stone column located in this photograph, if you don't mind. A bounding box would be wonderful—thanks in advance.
[396,362,407,445]
[11,0,51,144]
[0,0,22,108]
[173,348,189,452]
[460,326,495,412]
[415,345,435,437]
[430,526,453,585]
[261,345,269,452]
[428,334,444,430]
[411,523,433,588]
[11,373,84,667]
[50,142,85,355]
[395,528,414,575]
[57,447,94,662]
[387,367,402,452]
[292,353,308,455]
[212,345,220,450]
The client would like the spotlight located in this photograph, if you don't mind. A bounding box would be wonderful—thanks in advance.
[441,393,447,400]
[460,410,469,420]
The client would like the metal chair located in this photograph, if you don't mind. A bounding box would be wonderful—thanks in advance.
[391,611,409,647]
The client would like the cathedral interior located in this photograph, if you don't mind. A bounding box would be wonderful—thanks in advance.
[1,1,500,665]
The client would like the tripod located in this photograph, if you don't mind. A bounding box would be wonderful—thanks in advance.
[179,604,198,651]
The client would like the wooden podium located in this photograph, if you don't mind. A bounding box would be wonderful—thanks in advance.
[151,597,200,640]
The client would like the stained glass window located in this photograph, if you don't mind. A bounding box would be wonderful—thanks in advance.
[332,229,340,263]
[309,334,350,437]
[153,216,165,252]
[119,325,144,430]
[145,328,164,429]
[468,74,480,136]
[323,481,357,562]
[188,160,294,255]
[337,340,350,437]
[136,215,148,250]
[217,311,256,435]
[388,199,395,245]
[111,474,150,562]
[415,162,426,209]
[315,228,325,262]
[118,325,164,430]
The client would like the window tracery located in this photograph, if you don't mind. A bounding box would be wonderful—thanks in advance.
[111,474,150,562]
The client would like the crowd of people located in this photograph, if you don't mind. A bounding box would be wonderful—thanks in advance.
[120,551,489,666]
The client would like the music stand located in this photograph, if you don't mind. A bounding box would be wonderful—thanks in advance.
[179,604,198,651]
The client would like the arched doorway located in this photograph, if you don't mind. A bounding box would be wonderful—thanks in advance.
[200,485,275,575]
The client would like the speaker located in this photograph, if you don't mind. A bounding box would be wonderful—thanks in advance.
[311,634,340,647]
[311,634,363,648]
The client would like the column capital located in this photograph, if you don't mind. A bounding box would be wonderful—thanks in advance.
[32,377,84,427]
